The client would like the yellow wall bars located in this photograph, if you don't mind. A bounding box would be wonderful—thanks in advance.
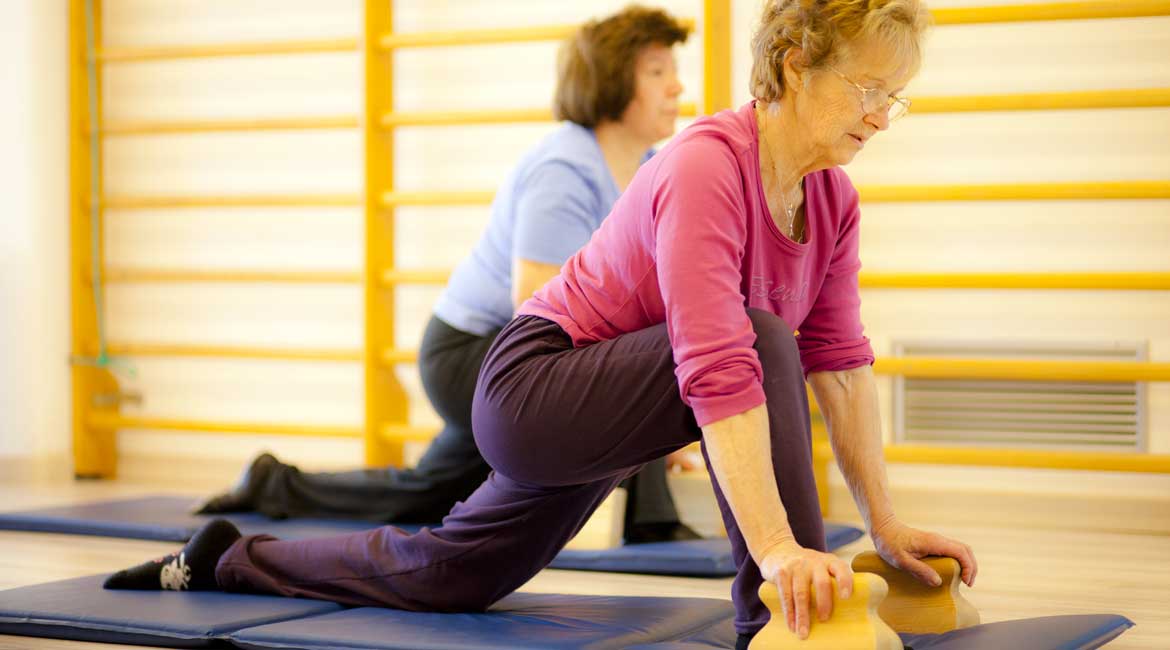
[71,0,1170,483]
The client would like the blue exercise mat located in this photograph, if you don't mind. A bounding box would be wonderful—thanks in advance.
[0,576,735,650]
[0,495,865,577]
[230,593,737,650]
[0,574,1133,650]
[0,495,376,542]
[234,610,1134,650]
[900,614,1134,650]
[0,574,341,648]
[623,618,739,649]
[553,539,739,576]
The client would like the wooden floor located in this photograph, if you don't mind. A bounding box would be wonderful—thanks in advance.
[1,456,1167,649]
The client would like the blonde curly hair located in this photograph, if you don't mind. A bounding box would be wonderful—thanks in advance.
[749,0,931,103]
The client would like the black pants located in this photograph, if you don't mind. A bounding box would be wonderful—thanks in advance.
[244,314,685,528]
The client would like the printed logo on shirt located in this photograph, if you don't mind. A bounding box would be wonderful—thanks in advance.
[749,276,809,304]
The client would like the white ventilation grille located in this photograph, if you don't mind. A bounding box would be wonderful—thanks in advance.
[893,341,1146,451]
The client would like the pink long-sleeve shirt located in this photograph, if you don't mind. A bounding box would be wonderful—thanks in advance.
[519,101,874,427]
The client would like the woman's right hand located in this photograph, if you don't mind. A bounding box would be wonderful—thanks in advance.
[758,540,855,640]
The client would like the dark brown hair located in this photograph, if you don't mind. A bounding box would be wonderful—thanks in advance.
[553,5,690,128]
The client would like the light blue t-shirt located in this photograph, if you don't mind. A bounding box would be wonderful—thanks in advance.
[433,122,649,336]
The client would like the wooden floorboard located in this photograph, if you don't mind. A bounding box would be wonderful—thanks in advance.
[1,456,1166,649]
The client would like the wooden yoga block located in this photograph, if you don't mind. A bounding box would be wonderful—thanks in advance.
[750,552,980,649]
[851,551,980,634]
[750,573,902,650]
[563,487,627,551]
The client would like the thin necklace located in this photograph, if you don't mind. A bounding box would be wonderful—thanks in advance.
[759,117,804,242]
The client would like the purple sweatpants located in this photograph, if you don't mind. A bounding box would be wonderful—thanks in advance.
[216,309,824,635]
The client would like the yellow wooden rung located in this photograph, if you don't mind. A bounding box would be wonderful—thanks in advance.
[372,270,1170,292]
[911,88,1170,113]
[380,24,580,49]
[98,116,359,136]
[859,181,1170,202]
[105,343,362,362]
[812,439,1170,474]
[99,194,362,210]
[87,413,362,438]
[382,108,553,128]
[99,268,1170,293]
[859,271,1170,290]
[381,347,420,364]
[97,38,359,62]
[98,268,361,284]
[380,102,698,128]
[379,423,439,443]
[379,268,451,286]
[380,190,495,207]
[378,19,696,50]
[883,444,1170,474]
[932,0,1170,25]
[874,356,1170,382]
[376,182,1169,209]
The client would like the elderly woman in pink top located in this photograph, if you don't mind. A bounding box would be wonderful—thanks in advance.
[106,1,977,648]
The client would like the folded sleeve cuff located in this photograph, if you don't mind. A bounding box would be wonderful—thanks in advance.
[689,384,768,428]
[799,337,875,377]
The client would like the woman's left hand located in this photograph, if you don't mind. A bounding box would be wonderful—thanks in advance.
[871,517,978,588]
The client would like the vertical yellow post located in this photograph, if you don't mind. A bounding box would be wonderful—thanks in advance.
[362,0,409,466]
[809,420,833,516]
[813,442,831,517]
[703,0,732,114]
[70,0,120,478]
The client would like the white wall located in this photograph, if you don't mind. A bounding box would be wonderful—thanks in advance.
[0,0,69,458]
[2,0,1168,486]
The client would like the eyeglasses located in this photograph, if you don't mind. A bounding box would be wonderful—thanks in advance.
[826,65,911,122]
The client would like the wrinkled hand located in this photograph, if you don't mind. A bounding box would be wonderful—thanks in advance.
[871,517,978,588]
[759,540,854,640]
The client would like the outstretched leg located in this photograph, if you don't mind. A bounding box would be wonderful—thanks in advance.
[195,315,495,522]
[214,470,629,610]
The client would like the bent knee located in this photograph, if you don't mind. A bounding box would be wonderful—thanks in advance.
[470,413,558,486]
